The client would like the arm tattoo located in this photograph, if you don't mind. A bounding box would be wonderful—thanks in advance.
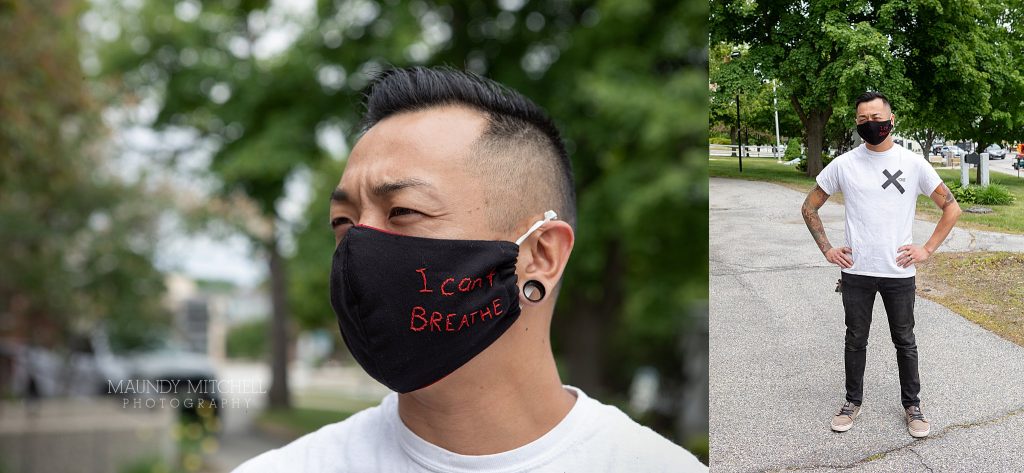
[801,185,832,254]
[938,184,957,209]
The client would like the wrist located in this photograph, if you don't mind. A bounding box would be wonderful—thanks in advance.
[923,245,935,255]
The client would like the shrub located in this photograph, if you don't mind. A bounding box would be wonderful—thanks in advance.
[783,138,802,162]
[948,181,1015,206]
[796,148,834,173]
[709,136,732,145]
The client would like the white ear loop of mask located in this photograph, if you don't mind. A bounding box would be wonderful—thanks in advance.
[515,210,558,246]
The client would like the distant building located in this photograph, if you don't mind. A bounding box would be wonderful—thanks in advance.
[164,274,270,361]
[892,134,924,154]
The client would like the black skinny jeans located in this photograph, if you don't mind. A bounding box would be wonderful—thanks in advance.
[841,272,920,408]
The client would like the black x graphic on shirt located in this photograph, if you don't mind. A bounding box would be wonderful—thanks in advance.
[882,169,905,194]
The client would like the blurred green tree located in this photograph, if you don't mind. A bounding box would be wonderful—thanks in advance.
[97,0,332,408]
[0,0,169,354]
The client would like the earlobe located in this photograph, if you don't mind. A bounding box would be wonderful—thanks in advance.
[522,280,546,302]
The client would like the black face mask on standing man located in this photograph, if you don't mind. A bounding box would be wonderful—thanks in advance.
[329,210,558,393]
[856,117,894,146]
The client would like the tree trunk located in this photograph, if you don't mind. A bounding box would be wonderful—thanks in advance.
[791,96,832,177]
[267,233,291,409]
[803,113,829,177]
[832,128,854,156]
[915,129,937,162]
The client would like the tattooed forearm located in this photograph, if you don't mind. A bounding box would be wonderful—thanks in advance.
[801,186,833,254]
[938,183,957,209]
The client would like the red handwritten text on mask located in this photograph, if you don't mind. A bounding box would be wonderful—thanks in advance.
[415,267,496,296]
[409,298,505,332]
[410,267,504,332]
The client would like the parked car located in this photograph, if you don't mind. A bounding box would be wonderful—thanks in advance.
[935,145,966,157]
[1,331,219,417]
[0,332,130,398]
[984,144,1008,159]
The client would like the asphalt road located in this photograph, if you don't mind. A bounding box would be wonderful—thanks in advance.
[987,154,1024,177]
[709,177,1024,473]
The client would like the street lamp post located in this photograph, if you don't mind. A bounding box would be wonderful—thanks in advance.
[773,80,781,162]
[736,91,743,172]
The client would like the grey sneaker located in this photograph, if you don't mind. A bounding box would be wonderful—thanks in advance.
[905,405,930,438]
[830,401,861,432]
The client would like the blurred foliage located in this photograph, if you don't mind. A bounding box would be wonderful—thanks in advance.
[0,0,170,350]
[97,0,708,440]
[226,319,268,359]
[712,0,1024,176]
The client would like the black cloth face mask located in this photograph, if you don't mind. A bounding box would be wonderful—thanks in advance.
[856,118,894,146]
[329,210,557,393]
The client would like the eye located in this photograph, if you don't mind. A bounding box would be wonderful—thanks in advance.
[330,216,352,229]
[388,207,421,219]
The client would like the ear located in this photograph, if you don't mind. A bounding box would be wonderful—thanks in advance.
[517,220,574,295]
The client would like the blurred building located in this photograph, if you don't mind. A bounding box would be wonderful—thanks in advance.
[164,274,271,361]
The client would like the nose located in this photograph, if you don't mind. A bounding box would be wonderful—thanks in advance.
[355,210,389,230]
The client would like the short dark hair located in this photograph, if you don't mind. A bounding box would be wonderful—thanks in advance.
[360,66,576,230]
[854,91,891,110]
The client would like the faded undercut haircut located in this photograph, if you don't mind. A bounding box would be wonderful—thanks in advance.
[854,91,891,111]
[359,66,576,232]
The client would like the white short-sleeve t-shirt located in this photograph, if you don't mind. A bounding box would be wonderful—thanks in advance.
[815,143,944,278]
[233,386,707,473]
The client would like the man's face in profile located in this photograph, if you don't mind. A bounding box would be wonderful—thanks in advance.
[329,106,505,246]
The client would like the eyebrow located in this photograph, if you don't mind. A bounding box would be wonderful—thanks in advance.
[330,178,434,203]
[371,178,432,196]
[330,188,349,203]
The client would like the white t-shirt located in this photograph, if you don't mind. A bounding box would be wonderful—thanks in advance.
[815,143,944,278]
[233,386,707,473]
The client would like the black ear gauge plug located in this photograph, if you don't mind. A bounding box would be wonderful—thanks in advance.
[523,280,546,302]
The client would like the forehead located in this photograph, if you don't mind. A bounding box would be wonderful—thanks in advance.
[856,98,890,115]
[339,106,488,191]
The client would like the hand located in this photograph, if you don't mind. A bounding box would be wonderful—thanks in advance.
[824,246,854,269]
[897,245,930,268]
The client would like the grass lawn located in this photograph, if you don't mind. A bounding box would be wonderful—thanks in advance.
[258,406,362,439]
[916,252,1024,347]
[709,156,1024,234]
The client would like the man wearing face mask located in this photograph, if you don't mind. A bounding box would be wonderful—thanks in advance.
[801,91,961,439]
[235,67,707,472]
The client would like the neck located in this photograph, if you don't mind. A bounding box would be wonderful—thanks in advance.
[396,307,576,455]
[865,139,894,153]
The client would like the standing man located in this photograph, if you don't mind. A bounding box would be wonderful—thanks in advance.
[800,92,961,438]
[235,66,707,471]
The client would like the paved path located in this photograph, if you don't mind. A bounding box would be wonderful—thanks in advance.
[987,156,1023,177]
[709,178,1024,472]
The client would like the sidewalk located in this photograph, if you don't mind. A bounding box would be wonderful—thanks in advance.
[709,178,1024,472]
